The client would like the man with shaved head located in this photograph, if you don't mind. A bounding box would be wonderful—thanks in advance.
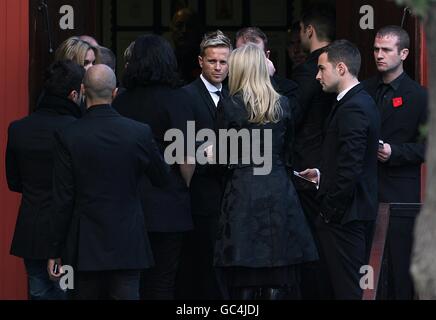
[47,65,170,300]
[79,35,99,47]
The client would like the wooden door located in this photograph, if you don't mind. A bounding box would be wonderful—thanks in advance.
[29,0,98,111]
[335,0,420,81]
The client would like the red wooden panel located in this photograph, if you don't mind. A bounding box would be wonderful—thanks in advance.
[0,0,29,300]
[419,24,427,203]
[419,24,428,87]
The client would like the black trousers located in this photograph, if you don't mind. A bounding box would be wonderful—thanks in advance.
[141,232,185,300]
[297,189,334,299]
[316,216,371,300]
[386,216,416,300]
[175,214,223,300]
[73,270,141,300]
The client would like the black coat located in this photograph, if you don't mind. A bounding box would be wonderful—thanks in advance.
[113,85,194,232]
[50,105,170,271]
[213,94,318,267]
[6,94,81,259]
[182,78,226,217]
[291,48,336,171]
[363,74,427,204]
[318,84,380,224]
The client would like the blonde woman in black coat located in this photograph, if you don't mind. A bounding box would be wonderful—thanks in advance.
[214,44,318,300]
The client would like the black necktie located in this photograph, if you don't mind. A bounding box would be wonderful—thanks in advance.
[212,90,222,103]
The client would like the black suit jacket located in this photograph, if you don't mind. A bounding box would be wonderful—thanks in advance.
[6,95,81,259]
[50,105,170,271]
[183,77,225,217]
[318,84,380,224]
[363,74,427,204]
[291,48,336,171]
[112,85,194,232]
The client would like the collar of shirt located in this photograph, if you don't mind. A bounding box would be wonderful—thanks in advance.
[377,72,405,91]
[200,74,222,93]
[200,74,222,107]
[337,82,360,101]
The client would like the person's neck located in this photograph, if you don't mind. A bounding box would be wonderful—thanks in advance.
[310,40,330,53]
[381,65,404,84]
[337,77,359,95]
[86,99,112,108]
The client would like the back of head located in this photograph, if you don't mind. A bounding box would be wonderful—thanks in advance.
[199,30,233,57]
[79,35,99,47]
[98,46,116,71]
[55,36,100,67]
[44,60,85,98]
[83,65,117,101]
[322,39,361,77]
[376,25,410,52]
[301,3,336,42]
[123,34,180,89]
[228,43,281,124]
[235,27,268,49]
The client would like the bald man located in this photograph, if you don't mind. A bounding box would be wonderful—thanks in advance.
[79,35,99,47]
[47,65,170,300]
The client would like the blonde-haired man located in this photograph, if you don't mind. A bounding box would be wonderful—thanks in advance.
[176,30,232,300]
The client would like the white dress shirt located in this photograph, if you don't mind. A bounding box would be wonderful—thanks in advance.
[336,82,360,101]
[200,74,222,107]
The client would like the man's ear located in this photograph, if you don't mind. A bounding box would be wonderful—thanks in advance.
[80,84,86,96]
[67,90,78,102]
[198,55,203,68]
[336,62,346,76]
[307,24,314,39]
[400,48,409,61]
[112,87,119,100]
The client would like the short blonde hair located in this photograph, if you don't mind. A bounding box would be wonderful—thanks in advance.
[199,30,232,57]
[228,43,282,124]
[55,36,100,67]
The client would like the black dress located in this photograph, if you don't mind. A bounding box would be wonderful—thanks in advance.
[214,94,318,288]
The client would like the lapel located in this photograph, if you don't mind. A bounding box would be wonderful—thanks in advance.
[194,78,218,120]
[325,83,364,128]
[381,74,412,125]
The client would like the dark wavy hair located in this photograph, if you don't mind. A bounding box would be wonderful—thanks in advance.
[44,60,85,97]
[122,34,181,89]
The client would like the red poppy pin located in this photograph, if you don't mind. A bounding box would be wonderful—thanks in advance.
[392,97,403,108]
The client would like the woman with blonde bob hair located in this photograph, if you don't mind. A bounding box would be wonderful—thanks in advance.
[55,36,100,70]
[214,43,318,300]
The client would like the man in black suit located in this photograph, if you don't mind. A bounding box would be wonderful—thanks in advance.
[291,5,336,299]
[300,40,380,299]
[6,60,84,300]
[363,26,428,300]
[47,65,170,300]
[176,30,232,300]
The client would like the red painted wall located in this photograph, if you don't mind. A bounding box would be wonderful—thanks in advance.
[419,24,427,203]
[0,0,29,300]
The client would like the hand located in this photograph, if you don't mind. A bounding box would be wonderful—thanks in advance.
[47,258,63,281]
[378,143,392,162]
[266,58,276,76]
[299,168,320,184]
